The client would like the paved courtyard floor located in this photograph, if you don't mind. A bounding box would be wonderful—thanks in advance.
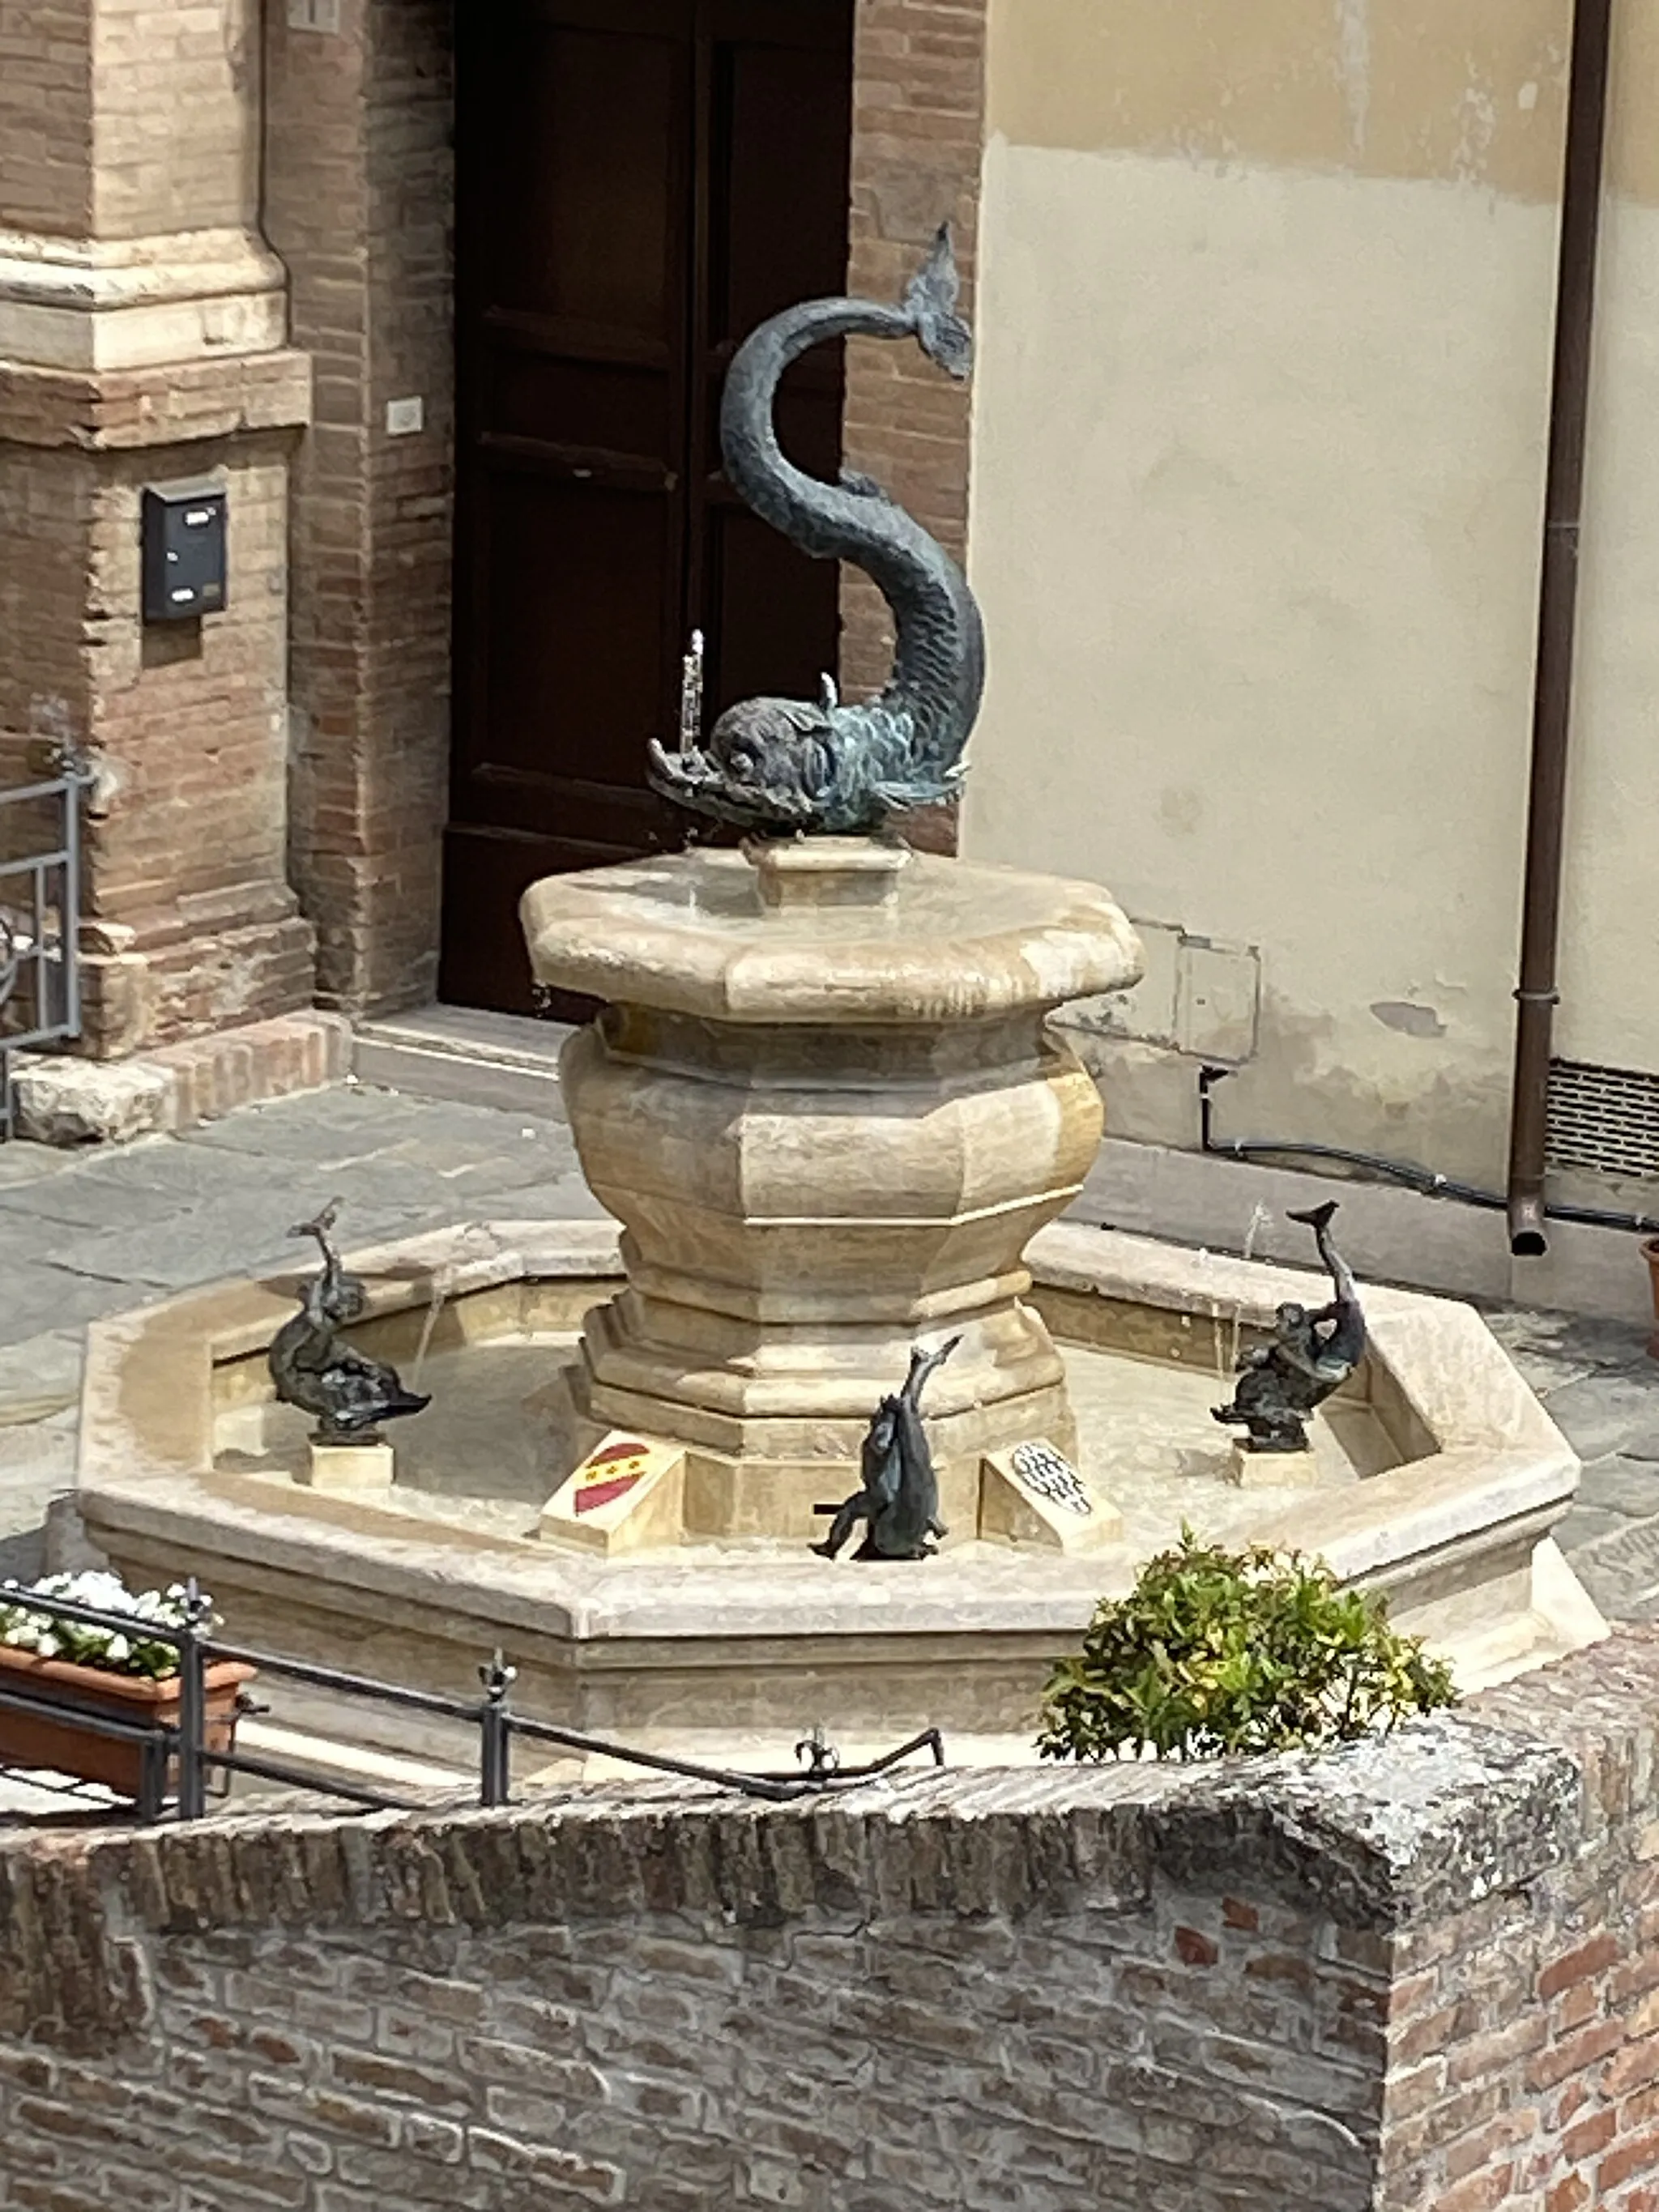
[0,1073,1657,1818]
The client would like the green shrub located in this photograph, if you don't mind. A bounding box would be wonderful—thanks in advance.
[1037,1527,1456,1763]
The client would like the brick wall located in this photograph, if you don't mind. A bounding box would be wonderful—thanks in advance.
[1377,1639,1659,2212]
[267,0,453,1021]
[0,1774,1394,2211]
[11,1634,1659,2209]
[84,438,313,1047]
[0,0,92,234]
[0,0,316,1060]
[0,385,313,1056]
[90,0,262,238]
[845,0,987,853]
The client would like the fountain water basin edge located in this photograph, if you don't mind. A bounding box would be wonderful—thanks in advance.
[69,1215,1601,1767]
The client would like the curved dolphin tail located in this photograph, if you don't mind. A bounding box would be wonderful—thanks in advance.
[649,227,985,832]
[904,224,974,379]
[1287,1202,1367,1370]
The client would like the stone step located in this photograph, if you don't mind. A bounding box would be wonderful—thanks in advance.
[12,1011,351,1145]
[354,1004,574,1119]
[233,1717,472,1803]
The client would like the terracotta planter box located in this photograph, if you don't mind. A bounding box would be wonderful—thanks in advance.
[0,1643,256,1802]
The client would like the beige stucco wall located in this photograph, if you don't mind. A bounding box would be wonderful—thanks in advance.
[964,0,1659,1191]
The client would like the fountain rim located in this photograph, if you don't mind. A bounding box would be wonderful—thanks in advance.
[519,847,1144,1027]
[75,1217,1584,1648]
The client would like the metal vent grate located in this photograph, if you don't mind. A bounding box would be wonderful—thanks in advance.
[1546,1058,1659,1179]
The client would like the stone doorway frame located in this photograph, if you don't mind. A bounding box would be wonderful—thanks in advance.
[265,0,987,1024]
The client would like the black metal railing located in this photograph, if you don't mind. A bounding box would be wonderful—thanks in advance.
[0,1581,945,1824]
[0,762,91,1138]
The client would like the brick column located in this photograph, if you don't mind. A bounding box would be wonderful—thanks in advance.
[0,0,315,1057]
[844,0,988,855]
[264,0,454,1019]
[0,0,318,1061]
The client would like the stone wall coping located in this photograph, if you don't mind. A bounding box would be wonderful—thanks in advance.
[0,1700,1590,2007]
[0,348,313,450]
[0,224,287,310]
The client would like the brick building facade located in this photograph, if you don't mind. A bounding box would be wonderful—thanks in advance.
[0,0,986,1068]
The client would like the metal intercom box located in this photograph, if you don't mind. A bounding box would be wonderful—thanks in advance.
[140,479,228,623]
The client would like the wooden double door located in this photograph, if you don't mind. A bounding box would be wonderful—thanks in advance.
[441,0,855,1013]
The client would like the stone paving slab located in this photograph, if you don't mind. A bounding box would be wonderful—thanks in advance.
[0,1331,83,1426]
[1558,1503,1628,1554]
[0,1420,77,1579]
[0,1143,71,1191]
[0,1169,219,1233]
[42,1134,309,1201]
[175,1084,442,1159]
[0,1204,120,1267]
[1526,1372,1659,1464]
[1576,1456,1659,1519]
[1476,1303,1654,1392]
[45,1199,427,1292]
[1571,1515,1659,1623]
[456,1171,608,1221]
[0,1266,151,1349]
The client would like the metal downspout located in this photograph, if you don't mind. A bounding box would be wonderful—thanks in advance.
[1507,0,1617,1256]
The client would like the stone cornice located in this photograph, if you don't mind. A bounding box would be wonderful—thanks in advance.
[0,225,287,373]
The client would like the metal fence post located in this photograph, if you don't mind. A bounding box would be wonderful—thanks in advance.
[0,765,90,1140]
[62,762,86,1039]
[175,1579,211,1821]
[138,1732,167,1825]
[479,1650,515,1809]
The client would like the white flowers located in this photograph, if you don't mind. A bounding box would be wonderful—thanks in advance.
[0,1572,215,1681]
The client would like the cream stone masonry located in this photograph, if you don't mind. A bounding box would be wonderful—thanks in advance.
[522,845,1142,1537]
[69,1214,1601,1760]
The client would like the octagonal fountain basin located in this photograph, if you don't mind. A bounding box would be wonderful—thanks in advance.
[70,1214,1602,1773]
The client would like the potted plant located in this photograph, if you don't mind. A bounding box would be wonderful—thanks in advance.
[1038,1528,1456,1764]
[0,1572,255,1802]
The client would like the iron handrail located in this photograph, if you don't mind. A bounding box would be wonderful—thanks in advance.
[205,1640,484,1723]
[0,1581,949,1823]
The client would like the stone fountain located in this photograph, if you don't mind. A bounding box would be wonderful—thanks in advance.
[521,225,1137,1553]
[522,839,1137,1546]
[66,232,1605,1775]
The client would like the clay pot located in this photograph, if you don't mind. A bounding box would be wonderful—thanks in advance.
[0,1644,255,1801]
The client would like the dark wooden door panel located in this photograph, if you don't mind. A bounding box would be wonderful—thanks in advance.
[445,0,853,1014]
[480,24,683,334]
[478,473,674,795]
[693,9,851,727]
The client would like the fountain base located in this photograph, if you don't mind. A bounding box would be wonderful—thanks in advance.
[524,846,1142,1538]
[68,1217,1601,1758]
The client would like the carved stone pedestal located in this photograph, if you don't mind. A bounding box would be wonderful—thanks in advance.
[522,843,1141,1540]
[1226,1441,1324,1490]
[303,1440,394,1494]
